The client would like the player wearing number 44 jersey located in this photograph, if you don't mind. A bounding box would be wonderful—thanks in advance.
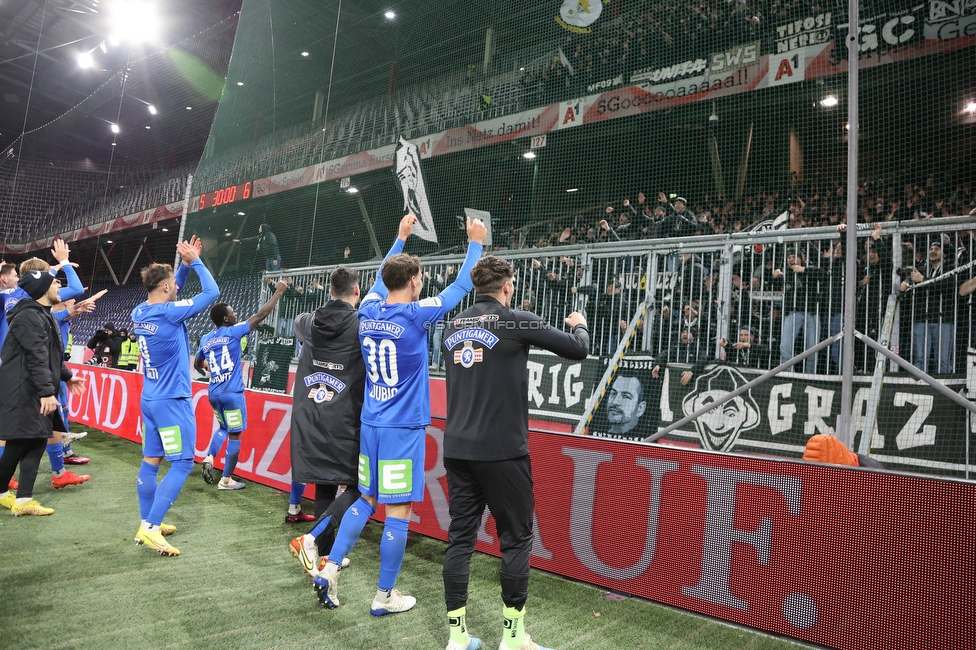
[131,237,219,556]
[195,279,288,491]
[314,214,487,616]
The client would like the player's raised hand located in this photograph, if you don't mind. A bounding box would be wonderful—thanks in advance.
[466,216,488,244]
[274,280,289,293]
[51,239,70,263]
[178,240,200,263]
[189,235,204,256]
[398,214,418,241]
[565,312,586,329]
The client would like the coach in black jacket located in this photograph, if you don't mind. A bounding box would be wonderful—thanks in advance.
[441,255,589,650]
[289,267,365,560]
[0,271,85,514]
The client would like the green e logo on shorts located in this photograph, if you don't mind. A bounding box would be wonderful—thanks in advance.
[358,454,371,488]
[379,459,412,495]
[224,409,243,430]
[159,426,183,455]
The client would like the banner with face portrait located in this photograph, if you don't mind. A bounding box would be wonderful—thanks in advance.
[524,350,971,478]
[394,136,438,243]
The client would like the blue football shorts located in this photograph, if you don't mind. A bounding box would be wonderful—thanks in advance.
[209,391,247,434]
[141,397,196,461]
[358,424,426,504]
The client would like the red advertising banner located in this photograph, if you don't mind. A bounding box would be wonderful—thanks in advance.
[68,364,975,649]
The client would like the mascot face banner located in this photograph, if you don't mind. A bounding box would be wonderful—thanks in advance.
[395,137,438,243]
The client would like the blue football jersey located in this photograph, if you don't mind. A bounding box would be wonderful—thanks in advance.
[196,322,251,395]
[131,259,219,400]
[358,238,482,427]
[0,264,83,348]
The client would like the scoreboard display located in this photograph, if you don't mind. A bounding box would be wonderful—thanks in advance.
[198,181,252,210]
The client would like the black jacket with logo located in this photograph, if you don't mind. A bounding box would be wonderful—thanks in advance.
[0,299,71,440]
[289,300,364,485]
[443,296,589,461]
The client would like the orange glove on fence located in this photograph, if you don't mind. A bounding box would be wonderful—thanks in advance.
[803,434,860,467]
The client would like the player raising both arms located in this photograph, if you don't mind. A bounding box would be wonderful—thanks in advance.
[314,213,487,616]
[195,278,289,490]
[132,237,219,556]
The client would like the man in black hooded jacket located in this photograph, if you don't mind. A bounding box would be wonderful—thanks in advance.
[0,270,86,515]
[287,266,366,577]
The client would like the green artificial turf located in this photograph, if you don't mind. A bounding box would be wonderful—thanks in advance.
[0,429,811,650]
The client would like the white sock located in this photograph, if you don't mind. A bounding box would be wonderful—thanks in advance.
[0,491,8,499]
[53,469,65,478]
[15,497,31,505]
[375,588,392,602]
[141,519,148,528]
[145,523,160,533]
[288,504,301,515]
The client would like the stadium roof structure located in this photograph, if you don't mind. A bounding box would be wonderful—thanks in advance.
[0,0,242,159]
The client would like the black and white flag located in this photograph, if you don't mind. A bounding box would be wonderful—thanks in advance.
[395,137,438,243]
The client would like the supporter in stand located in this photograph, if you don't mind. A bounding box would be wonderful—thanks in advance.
[131,236,219,556]
[117,331,140,370]
[195,278,288,492]
[718,325,771,370]
[900,238,958,374]
[234,223,281,271]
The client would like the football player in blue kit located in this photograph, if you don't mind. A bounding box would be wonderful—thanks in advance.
[195,278,289,490]
[314,213,487,616]
[131,237,219,556]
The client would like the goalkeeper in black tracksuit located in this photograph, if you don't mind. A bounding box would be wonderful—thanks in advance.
[441,255,590,650]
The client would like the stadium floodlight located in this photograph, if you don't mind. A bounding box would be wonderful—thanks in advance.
[384,10,396,20]
[99,41,108,54]
[820,95,839,108]
[147,104,157,115]
[145,125,150,129]
[522,151,536,159]
[185,106,192,110]
[237,81,244,86]
[301,51,309,57]
[346,186,359,194]
[237,211,245,216]
[78,52,94,69]
[965,102,976,114]
[110,123,120,134]
[566,188,579,192]
[161,228,168,232]
[108,1,159,44]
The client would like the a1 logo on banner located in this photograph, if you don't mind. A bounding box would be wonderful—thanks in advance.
[531,134,547,149]
[769,52,806,86]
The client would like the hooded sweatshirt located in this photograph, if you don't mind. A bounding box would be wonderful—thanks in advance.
[289,299,365,485]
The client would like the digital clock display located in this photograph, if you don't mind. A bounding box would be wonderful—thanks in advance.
[198,181,252,210]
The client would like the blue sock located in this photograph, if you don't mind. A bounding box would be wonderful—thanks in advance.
[223,438,241,478]
[46,442,64,474]
[289,481,305,506]
[207,428,228,458]
[137,461,161,521]
[62,441,73,456]
[309,514,332,539]
[378,516,410,591]
[328,497,375,566]
[147,458,193,526]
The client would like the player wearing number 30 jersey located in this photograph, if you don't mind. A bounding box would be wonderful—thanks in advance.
[194,279,288,491]
[314,214,487,617]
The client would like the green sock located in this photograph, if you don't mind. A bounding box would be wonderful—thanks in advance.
[502,605,526,649]
[448,606,469,646]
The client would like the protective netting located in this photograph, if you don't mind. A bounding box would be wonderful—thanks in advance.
[0,15,238,261]
[3,0,976,478]
[184,0,976,478]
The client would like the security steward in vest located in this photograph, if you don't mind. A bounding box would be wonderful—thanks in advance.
[118,331,140,370]
[440,255,589,650]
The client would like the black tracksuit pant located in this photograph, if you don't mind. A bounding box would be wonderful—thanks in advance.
[442,455,534,611]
